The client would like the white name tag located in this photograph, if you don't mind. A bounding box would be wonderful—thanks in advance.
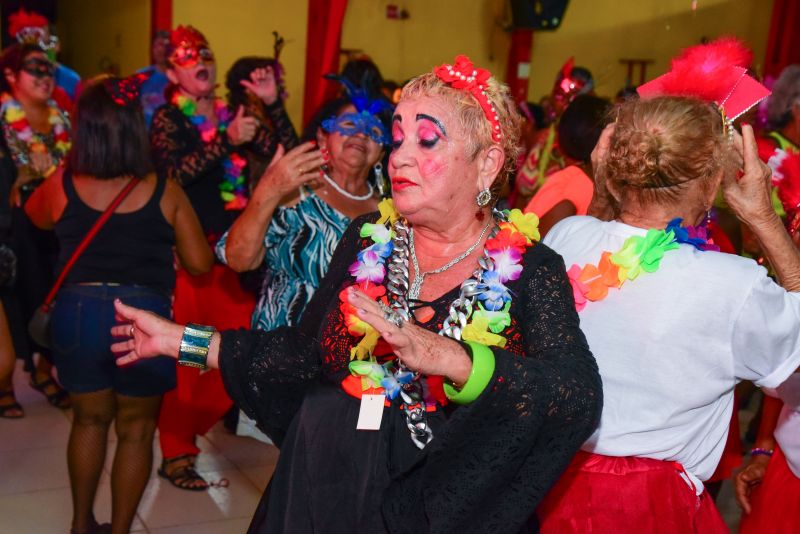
[356,394,385,430]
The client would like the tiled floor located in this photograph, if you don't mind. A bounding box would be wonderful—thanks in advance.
[0,361,277,534]
[1,359,748,533]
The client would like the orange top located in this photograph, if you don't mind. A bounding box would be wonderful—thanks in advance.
[524,165,593,217]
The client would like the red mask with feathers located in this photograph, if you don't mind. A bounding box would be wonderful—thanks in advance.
[168,26,214,68]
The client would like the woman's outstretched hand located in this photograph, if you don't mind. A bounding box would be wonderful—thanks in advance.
[240,66,278,106]
[346,288,472,385]
[111,299,183,366]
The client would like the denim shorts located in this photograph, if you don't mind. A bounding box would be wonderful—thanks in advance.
[51,284,176,397]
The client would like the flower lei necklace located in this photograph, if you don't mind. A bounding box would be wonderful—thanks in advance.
[172,93,248,210]
[0,93,70,177]
[567,218,719,310]
[338,199,541,401]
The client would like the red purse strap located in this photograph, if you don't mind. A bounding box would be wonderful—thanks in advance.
[42,176,141,308]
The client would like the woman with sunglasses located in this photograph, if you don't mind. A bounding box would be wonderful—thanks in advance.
[149,26,299,490]
[0,42,71,416]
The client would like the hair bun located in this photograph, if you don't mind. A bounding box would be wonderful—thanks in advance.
[604,97,730,206]
[607,124,662,190]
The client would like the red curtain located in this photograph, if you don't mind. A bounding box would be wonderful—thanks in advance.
[764,0,800,79]
[505,29,534,104]
[151,0,172,37]
[302,0,348,127]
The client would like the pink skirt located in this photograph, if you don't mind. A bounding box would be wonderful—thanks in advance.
[538,452,728,533]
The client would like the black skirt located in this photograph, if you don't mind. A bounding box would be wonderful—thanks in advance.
[247,384,446,533]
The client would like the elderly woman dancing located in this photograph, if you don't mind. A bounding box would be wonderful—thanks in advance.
[110,56,602,533]
[537,39,800,532]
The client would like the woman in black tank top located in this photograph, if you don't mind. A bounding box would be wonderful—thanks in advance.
[26,78,212,534]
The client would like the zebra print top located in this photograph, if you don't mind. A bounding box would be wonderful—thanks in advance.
[216,191,350,331]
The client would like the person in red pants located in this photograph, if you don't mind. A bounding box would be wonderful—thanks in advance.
[149,26,296,490]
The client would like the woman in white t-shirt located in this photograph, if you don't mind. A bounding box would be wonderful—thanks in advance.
[537,94,800,533]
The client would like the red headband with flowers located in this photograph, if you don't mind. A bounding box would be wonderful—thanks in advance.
[434,55,502,142]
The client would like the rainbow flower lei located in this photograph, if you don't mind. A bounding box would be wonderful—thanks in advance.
[172,93,248,210]
[0,93,70,177]
[567,217,719,310]
[339,200,540,398]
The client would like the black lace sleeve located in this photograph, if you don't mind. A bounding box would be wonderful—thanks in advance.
[248,101,299,157]
[383,245,603,533]
[217,212,376,445]
[149,105,232,187]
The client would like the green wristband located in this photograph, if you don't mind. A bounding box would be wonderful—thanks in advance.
[178,323,215,370]
[444,341,495,405]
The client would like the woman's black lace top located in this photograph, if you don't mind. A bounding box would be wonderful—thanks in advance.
[219,213,602,533]
[149,100,297,237]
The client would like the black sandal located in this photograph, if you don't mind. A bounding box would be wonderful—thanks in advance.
[70,518,111,534]
[29,376,71,409]
[0,389,24,418]
[158,454,209,492]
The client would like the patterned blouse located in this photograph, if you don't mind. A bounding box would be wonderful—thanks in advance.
[216,191,350,331]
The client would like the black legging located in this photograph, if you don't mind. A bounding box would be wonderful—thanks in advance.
[8,203,57,370]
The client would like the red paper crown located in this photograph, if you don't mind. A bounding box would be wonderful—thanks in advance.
[8,8,49,40]
[434,55,502,142]
[638,37,770,121]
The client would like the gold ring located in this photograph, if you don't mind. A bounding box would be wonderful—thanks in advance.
[129,325,135,337]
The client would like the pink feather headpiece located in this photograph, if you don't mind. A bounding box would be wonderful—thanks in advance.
[638,37,770,123]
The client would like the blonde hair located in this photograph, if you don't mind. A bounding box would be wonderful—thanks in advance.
[400,70,522,201]
[606,96,734,207]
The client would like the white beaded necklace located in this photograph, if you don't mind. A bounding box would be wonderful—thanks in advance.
[322,172,374,201]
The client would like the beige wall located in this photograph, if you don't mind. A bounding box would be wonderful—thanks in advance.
[172,0,309,127]
[526,0,774,101]
[54,0,775,123]
[341,0,510,87]
[58,0,150,80]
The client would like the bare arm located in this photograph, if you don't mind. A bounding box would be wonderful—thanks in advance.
[111,299,222,368]
[724,125,800,291]
[24,168,66,229]
[162,179,213,275]
[225,141,324,272]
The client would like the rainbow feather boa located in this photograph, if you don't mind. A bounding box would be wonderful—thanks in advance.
[173,94,248,210]
[568,217,718,310]
[339,200,540,397]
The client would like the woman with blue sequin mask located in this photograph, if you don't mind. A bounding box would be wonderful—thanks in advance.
[218,78,390,352]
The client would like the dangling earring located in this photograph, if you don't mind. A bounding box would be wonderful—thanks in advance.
[320,146,329,173]
[476,188,492,207]
[373,162,387,197]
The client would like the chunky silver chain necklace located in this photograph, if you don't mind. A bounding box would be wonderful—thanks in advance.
[322,172,374,201]
[383,211,504,449]
[407,220,492,302]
